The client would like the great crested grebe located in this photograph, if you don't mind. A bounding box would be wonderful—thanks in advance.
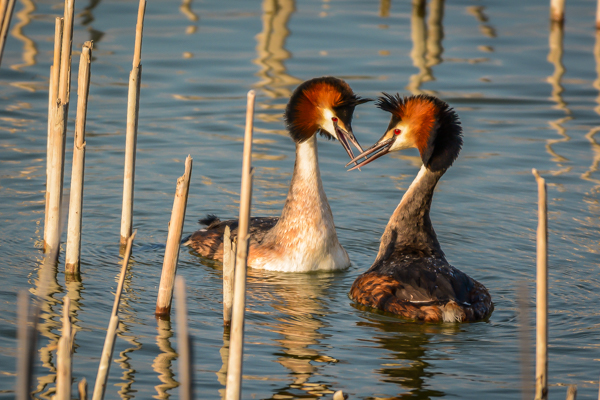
[187,77,370,272]
[346,93,493,322]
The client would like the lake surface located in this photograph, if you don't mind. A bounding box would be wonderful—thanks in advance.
[1,0,599,398]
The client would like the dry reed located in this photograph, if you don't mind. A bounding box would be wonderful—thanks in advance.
[225,90,255,400]
[155,156,193,316]
[120,0,146,246]
[532,169,548,400]
[223,226,235,325]
[0,0,16,66]
[65,41,93,274]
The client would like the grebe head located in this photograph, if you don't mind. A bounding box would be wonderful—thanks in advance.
[347,93,462,171]
[284,76,371,159]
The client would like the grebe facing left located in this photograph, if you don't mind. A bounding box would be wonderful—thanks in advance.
[347,93,493,322]
[187,77,371,272]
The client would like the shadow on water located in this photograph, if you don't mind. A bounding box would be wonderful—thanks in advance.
[353,307,453,399]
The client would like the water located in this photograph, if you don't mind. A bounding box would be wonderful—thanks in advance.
[1,0,599,398]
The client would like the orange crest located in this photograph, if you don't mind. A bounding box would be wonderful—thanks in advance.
[285,77,367,143]
[400,97,439,157]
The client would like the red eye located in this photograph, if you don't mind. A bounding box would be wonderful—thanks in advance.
[332,117,338,122]
[394,128,401,135]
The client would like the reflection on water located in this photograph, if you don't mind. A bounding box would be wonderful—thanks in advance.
[2,0,600,398]
[407,0,444,95]
[546,21,571,176]
[253,0,300,100]
[583,32,600,191]
[114,266,143,400]
[180,0,199,34]
[153,319,178,400]
[355,310,455,399]
[380,0,391,18]
[10,0,37,71]
[246,271,338,399]
[79,0,105,45]
[467,6,496,39]
[30,257,62,400]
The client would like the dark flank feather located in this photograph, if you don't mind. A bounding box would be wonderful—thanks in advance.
[186,216,279,261]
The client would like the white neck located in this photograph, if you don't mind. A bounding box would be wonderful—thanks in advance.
[254,134,350,272]
[280,134,329,225]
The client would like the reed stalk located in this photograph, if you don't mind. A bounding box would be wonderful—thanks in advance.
[91,314,119,400]
[550,0,565,23]
[532,169,548,400]
[79,378,88,400]
[0,0,16,66]
[112,230,136,317]
[175,276,193,400]
[65,41,93,275]
[597,0,600,30]
[56,296,72,400]
[566,385,577,400]
[223,226,235,325]
[120,0,146,246]
[225,90,255,400]
[44,0,74,255]
[45,102,67,256]
[333,390,348,400]
[45,17,63,244]
[58,0,74,106]
[156,156,193,316]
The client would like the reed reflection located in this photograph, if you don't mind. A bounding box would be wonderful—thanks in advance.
[581,32,600,191]
[466,6,496,39]
[546,21,571,175]
[64,274,84,351]
[354,310,455,398]
[153,319,178,400]
[254,0,300,100]
[380,0,391,18]
[114,265,143,400]
[79,0,105,45]
[180,0,199,35]
[246,271,338,398]
[30,257,62,400]
[216,330,230,399]
[406,0,444,95]
[10,0,37,71]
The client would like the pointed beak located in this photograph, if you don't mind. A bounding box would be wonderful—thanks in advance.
[346,137,394,171]
[334,119,364,161]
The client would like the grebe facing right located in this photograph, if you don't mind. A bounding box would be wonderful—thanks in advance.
[347,93,493,323]
[187,77,370,272]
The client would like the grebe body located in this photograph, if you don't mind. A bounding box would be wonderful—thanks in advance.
[347,93,493,322]
[187,77,370,272]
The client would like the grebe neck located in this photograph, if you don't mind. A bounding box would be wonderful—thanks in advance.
[375,165,446,263]
[278,134,331,226]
